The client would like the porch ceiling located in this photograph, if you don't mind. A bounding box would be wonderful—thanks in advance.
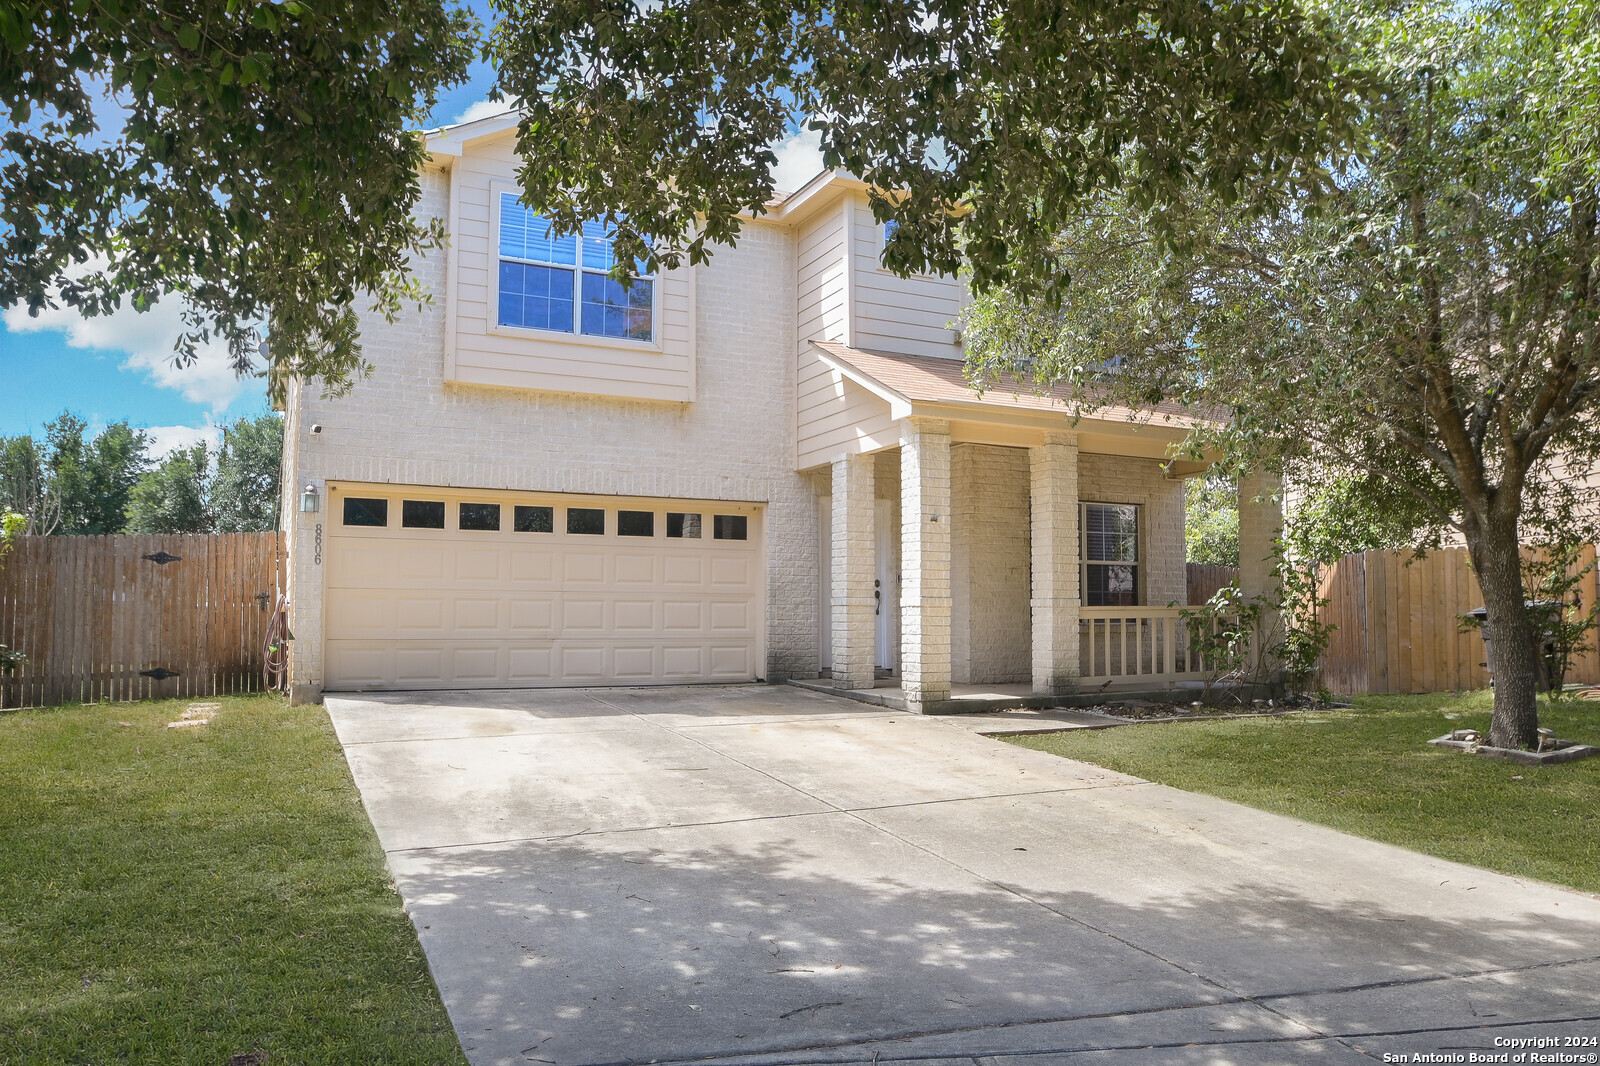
[805,341,1212,473]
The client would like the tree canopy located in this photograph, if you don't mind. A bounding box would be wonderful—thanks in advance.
[211,414,284,533]
[0,414,150,535]
[2,0,477,392]
[963,0,1600,748]
[0,413,282,535]
[3,0,1359,394]
[490,0,1359,295]
[1184,476,1240,568]
[126,442,211,534]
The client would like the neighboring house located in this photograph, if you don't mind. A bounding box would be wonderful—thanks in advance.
[281,111,1282,710]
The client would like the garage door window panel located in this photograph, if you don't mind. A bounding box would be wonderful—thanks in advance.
[617,510,655,537]
[343,497,388,527]
[713,515,748,541]
[567,507,606,535]
[403,500,446,529]
[515,505,553,533]
[667,513,702,539]
[459,503,501,531]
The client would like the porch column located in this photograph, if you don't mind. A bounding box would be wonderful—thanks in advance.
[1030,430,1081,694]
[900,418,952,710]
[831,453,877,689]
[1238,471,1285,679]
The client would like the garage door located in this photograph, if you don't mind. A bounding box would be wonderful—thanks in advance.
[322,484,763,690]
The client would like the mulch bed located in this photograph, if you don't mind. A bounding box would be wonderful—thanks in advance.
[1083,696,1346,723]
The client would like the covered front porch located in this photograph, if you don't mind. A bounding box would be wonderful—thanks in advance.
[800,342,1282,713]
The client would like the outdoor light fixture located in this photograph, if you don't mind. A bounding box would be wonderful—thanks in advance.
[299,483,320,513]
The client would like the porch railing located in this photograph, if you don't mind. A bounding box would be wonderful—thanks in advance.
[1078,606,1226,688]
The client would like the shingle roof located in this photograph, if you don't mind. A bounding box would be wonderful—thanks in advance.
[810,341,1201,425]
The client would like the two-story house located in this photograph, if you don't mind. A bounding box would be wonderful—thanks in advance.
[280,110,1283,710]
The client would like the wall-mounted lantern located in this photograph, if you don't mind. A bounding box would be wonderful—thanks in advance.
[299,483,320,514]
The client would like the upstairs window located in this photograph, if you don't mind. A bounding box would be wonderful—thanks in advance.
[497,193,653,343]
[1082,503,1139,607]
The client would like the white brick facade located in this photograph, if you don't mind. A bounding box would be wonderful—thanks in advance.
[1239,471,1285,671]
[285,167,815,699]
[281,130,1209,704]
[899,419,953,707]
[951,444,1031,684]
[830,453,877,689]
[1030,432,1081,694]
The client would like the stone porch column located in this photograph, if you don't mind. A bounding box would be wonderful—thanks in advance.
[1238,471,1285,678]
[831,453,877,689]
[1030,431,1081,694]
[900,418,953,710]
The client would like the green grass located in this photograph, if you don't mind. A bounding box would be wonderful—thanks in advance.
[0,694,466,1066]
[1007,691,1600,894]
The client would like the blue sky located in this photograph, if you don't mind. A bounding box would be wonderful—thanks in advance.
[0,7,822,455]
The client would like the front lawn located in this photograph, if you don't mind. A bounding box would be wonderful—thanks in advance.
[1007,690,1600,894]
[0,694,466,1065]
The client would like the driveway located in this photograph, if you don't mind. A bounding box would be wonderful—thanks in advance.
[324,685,1600,1066]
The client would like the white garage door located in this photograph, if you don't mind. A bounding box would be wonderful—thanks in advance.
[322,484,763,690]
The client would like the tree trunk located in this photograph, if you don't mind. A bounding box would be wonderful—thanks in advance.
[1467,526,1541,749]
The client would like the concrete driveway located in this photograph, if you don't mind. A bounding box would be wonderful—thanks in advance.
[324,685,1600,1066]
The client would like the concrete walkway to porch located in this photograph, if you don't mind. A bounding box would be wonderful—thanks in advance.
[788,677,1179,718]
[326,683,1600,1066]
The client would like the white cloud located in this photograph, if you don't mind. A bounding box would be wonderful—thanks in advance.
[770,125,826,195]
[453,99,518,126]
[142,422,223,459]
[3,287,256,416]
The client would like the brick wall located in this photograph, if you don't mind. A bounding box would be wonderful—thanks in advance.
[951,444,1031,683]
[286,167,816,695]
[1077,453,1187,607]
[899,419,953,704]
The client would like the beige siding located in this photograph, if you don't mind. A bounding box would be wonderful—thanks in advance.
[795,351,899,469]
[448,135,697,403]
[793,200,897,468]
[795,204,850,351]
[847,192,966,361]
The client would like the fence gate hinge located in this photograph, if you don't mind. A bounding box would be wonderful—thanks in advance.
[143,551,182,565]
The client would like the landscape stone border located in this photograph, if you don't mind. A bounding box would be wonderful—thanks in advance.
[1427,733,1600,766]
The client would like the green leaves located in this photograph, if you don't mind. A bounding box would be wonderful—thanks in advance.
[0,0,478,393]
[487,0,1357,296]
[965,0,1600,561]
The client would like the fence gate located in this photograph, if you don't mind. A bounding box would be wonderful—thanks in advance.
[0,532,283,709]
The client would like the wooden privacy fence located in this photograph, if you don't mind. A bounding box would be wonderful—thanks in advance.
[0,533,284,709]
[1315,545,1600,695]
[1187,563,1239,606]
